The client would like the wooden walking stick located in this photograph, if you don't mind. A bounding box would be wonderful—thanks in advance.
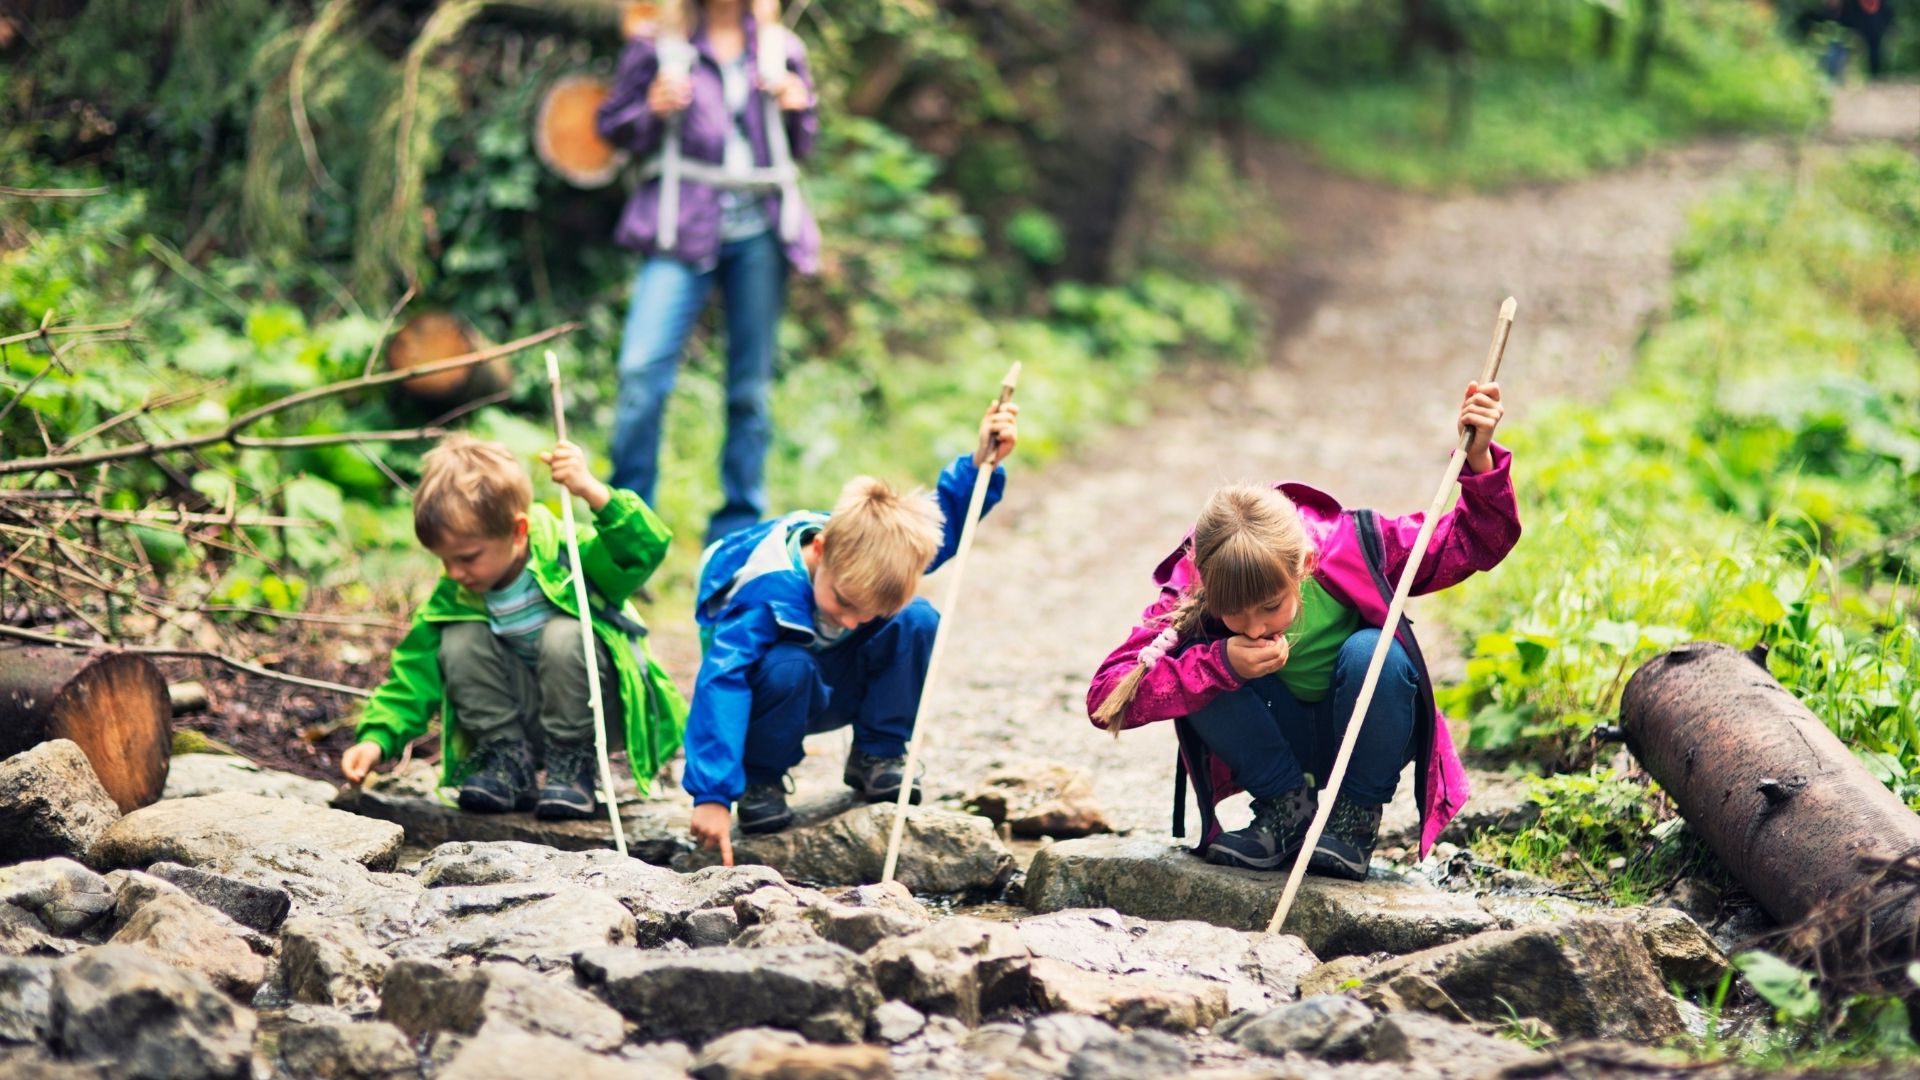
[1263,298,1516,935]
[880,362,1022,885]
[545,350,630,857]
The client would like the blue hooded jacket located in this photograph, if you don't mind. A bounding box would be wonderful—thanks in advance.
[684,453,1006,805]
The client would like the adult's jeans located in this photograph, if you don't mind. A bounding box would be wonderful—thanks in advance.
[612,229,786,544]
[738,598,939,787]
[1183,628,1417,806]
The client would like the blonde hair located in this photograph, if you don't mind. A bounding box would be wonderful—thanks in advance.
[1092,484,1311,734]
[413,434,533,547]
[818,476,944,615]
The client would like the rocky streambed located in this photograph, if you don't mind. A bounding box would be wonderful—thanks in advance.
[0,744,1768,1080]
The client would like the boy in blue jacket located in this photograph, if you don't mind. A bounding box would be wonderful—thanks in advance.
[685,401,1020,850]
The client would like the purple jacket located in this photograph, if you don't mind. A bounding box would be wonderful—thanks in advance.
[1086,445,1522,856]
[596,16,821,274]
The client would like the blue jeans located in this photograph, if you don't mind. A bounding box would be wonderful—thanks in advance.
[1185,628,1418,806]
[611,230,786,544]
[739,599,939,786]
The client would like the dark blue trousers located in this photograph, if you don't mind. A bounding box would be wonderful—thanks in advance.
[1185,628,1418,805]
[741,598,938,786]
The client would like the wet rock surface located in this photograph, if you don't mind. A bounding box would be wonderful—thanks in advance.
[47,946,256,1080]
[145,861,291,933]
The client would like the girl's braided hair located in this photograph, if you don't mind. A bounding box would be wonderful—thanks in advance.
[1093,484,1311,735]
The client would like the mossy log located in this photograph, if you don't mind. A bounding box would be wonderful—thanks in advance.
[0,646,171,812]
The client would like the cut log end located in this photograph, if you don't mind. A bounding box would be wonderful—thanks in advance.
[0,647,171,812]
[386,312,508,404]
[536,75,625,189]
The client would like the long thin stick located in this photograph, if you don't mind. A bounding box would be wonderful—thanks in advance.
[880,362,1021,884]
[1265,297,1516,935]
[545,351,629,857]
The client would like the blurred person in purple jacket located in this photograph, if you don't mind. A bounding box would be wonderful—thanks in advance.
[597,0,821,544]
[1087,382,1519,880]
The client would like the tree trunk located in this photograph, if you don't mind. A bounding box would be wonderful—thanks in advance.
[1594,7,1617,62]
[0,646,171,813]
[1621,641,1920,935]
[1629,0,1660,96]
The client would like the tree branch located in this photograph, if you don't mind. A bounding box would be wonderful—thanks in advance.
[0,624,374,698]
[0,322,575,477]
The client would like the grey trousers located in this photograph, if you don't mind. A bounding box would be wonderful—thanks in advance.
[438,617,622,752]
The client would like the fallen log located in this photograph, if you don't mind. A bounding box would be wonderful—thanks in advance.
[386,312,510,404]
[535,73,625,189]
[0,646,171,812]
[1621,641,1920,979]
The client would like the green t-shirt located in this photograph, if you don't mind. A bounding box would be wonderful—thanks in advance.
[1277,578,1362,703]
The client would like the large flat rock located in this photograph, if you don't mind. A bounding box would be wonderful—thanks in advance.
[1024,835,1495,958]
[92,792,404,872]
[162,754,337,806]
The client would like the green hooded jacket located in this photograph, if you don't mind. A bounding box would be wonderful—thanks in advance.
[353,490,687,791]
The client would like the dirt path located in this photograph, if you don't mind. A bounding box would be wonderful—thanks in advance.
[808,134,1800,836]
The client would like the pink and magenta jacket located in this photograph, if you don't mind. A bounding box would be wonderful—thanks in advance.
[1085,444,1522,857]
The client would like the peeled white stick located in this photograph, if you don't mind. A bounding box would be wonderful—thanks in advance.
[880,362,1021,885]
[1263,298,1516,935]
[545,350,630,857]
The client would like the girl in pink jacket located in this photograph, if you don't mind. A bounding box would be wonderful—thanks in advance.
[1087,382,1518,878]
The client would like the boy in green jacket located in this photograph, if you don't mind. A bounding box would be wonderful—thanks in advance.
[340,435,686,819]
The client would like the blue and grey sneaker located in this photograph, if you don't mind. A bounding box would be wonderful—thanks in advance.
[457,737,536,814]
[843,749,922,805]
[738,777,795,835]
[1308,796,1383,881]
[1206,786,1315,870]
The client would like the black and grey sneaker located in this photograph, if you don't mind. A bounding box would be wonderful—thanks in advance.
[843,749,921,805]
[1206,786,1315,870]
[1308,795,1383,881]
[738,777,795,834]
[536,740,600,820]
[457,737,536,814]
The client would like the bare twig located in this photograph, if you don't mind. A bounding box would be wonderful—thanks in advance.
[290,0,353,197]
[55,383,222,454]
[197,604,408,630]
[0,624,373,698]
[0,320,136,350]
[0,322,574,477]
[364,282,417,378]
[0,186,110,199]
[232,426,445,450]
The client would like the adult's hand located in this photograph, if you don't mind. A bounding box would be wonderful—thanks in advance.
[689,802,735,866]
[648,73,693,116]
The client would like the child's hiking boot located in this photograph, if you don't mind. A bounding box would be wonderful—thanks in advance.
[738,777,794,834]
[1308,795,1383,881]
[457,737,536,814]
[536,740,600,821]
[843,749,921,805]
[1205,786,1314,870]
